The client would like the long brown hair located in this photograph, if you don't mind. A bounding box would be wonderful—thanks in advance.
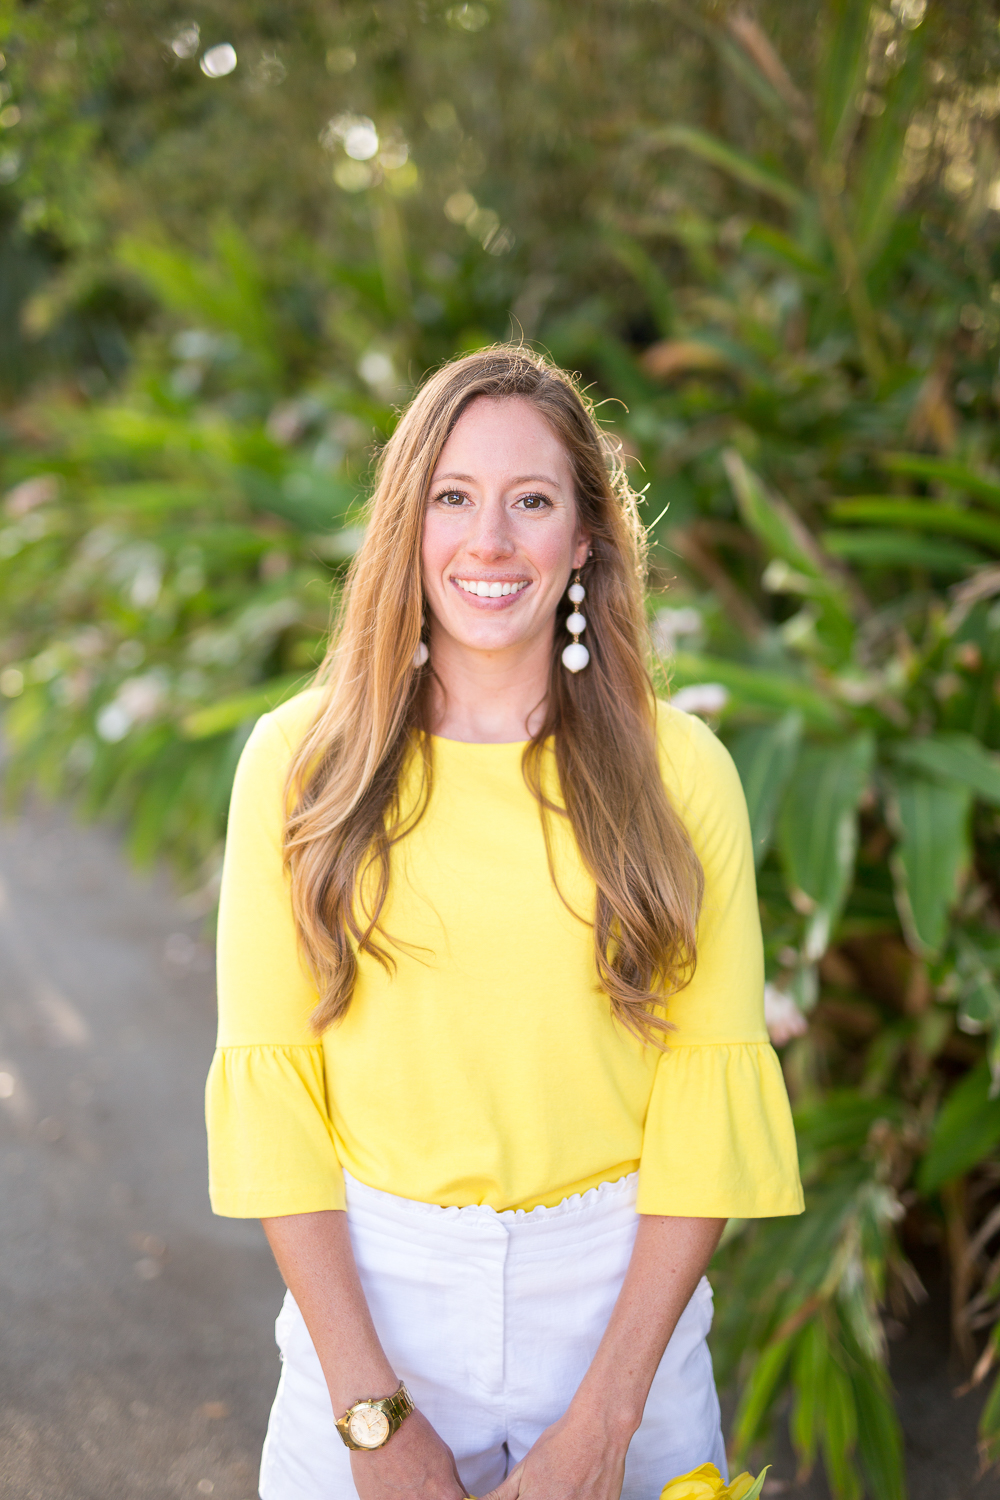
[284,345,703,1043]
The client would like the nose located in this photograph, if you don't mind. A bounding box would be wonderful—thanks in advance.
[468,496,515,561]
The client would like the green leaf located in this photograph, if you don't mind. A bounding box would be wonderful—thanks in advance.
[119,224,281,380]
[885,772,971,956]
[919,1061,1000,1194]
[601,227,674,337]
[669,651,842,728]
[659,4,804,143]
[734,1468,770,1500]
[88,482,223,514]
[890,733,1000,806]
[715,30,806,136]
[239,466,359,533]
[725,452,854,658]
[743,223,829,278]
[817,0,872,160]
[852,1357,906,1500]
[790,1319,828,1474]
[68,403,235,459]
[646,124,804,208]
[778,734,875,960]
[955,932,1000,1036]
[213,219,281,363]
[820,1354,862,1500]
[180,674,307,739]
[725,451,826,581]
[958,972,1000,1036]
[732,1336,794,1452]
[821,529,987,573]
[852,20,926,264]
[880,452,1000,512]
[728,712,803,867]
[829,498,1000,552]
[794,1090,904,1162]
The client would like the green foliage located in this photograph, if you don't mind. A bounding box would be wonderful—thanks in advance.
[735,1470,769,1500]
[4,1,1000,1494]
[728,713,802,868]
[778,734,876,963]
[891,733,1000,804]
[886,773,971,956]
[596,4,1000,1493]
[919,1064,1000,1195]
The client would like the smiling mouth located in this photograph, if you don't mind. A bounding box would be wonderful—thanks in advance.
[452,577,531,599]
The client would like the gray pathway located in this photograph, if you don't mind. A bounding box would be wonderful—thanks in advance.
[0,801,282,1500]
[0,799,992,1499]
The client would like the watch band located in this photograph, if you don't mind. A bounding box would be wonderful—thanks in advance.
[335,1382,414,1450]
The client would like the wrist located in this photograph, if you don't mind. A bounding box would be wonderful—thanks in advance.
[328,1361,400,1417]
[335,1381,415,1451]
[563,1386,642,1449]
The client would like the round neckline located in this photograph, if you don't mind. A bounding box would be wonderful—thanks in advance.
[430,733,530,748]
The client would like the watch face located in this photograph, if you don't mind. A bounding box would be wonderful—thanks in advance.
[348,1405,391,1449]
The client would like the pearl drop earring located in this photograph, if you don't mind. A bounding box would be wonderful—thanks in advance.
[413,640,429,668]
[562,572,590,673]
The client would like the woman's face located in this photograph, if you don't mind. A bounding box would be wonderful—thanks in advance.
[421,396,590,661]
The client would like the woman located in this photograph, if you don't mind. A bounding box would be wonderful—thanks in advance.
[206,346,803,1500]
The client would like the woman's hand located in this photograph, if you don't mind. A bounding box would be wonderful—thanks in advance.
[263,1212,466,1498]
[350,1407,467,1500]
[483,1214,727,1500]
[481,1405,631,1500]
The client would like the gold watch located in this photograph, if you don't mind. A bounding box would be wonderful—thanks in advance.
[335,1382,414,1451]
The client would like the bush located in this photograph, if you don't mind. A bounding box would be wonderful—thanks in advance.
[4,2,1000,1493]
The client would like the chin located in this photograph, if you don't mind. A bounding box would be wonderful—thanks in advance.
[464,632,522,653]
[448,623,525,653]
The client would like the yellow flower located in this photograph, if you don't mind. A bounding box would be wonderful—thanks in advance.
[727,1476,761,1500]
[659,1462,767,1500]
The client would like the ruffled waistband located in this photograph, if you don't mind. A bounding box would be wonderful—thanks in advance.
[343,1169,639,1249]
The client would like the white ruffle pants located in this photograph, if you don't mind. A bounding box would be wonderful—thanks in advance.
[259,1171,726,1500]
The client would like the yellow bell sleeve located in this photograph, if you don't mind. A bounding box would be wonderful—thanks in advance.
[205,692,346,1218]
[637,709,804,1219]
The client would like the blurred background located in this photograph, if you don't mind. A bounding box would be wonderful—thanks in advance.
[2,1,1000,1496]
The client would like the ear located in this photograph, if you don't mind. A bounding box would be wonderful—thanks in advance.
[572,532,591,570]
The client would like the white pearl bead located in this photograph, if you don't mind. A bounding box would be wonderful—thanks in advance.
[566,611,586,634]
[562,641,590,672]
[413,640,429,667]
[568,582,585,603]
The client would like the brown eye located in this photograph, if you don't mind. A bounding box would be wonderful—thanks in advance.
[434,490,467,506]
[518,493,550,510]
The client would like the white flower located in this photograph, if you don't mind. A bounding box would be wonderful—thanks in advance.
[652,606,702,656]
[764,983,809,1046]
[670,683,728,716]
[357,350,395,389]
[96,674,168,742]
[4,474,59,517]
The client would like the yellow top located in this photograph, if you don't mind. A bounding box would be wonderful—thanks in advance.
[206,690,803,1220]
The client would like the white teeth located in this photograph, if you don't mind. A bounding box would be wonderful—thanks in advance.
[455,579,528,596]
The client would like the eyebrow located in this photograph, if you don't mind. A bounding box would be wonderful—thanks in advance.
[431,472,563,488]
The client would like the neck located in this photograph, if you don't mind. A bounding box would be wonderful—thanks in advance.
[427,623,554,743]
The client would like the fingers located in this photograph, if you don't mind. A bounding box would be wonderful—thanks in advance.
[479,1461,523,1500]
